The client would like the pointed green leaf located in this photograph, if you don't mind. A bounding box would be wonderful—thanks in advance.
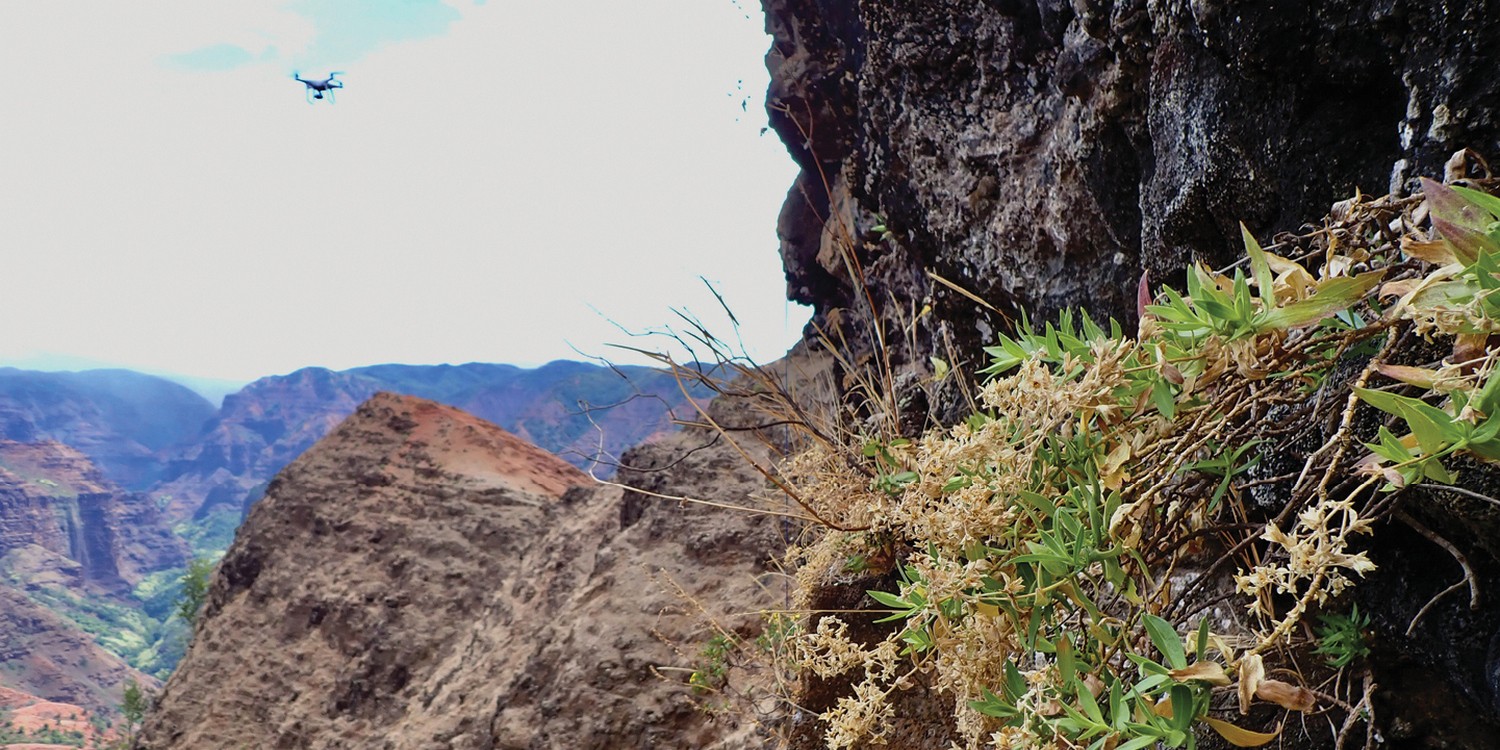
[867,590,913,614]
[1433,216,1500,266]
[1257,271,1384,329]
[1242,222,1276,308]
[1424,177,1493,232]
[1452,185,1500,222]
[1118,735,1162,750]
[1143,614,1187,670]
[1170,684,1195,732]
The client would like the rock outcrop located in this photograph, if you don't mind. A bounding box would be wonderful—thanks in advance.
[138,391,782,749]
[760,1,1500,747]
[764,0,1500,408]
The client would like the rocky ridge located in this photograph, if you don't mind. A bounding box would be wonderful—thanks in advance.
[138,389,786,749]
[152,361,709,525]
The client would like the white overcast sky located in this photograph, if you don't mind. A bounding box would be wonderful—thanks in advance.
[0,0,805,383]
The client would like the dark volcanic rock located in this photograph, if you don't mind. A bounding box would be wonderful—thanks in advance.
[764,0,1500,403]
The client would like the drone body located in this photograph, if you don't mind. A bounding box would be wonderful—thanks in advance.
[293,71,345,103]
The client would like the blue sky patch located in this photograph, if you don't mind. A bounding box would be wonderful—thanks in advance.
[167,43,256,71]
[288,0,462,68]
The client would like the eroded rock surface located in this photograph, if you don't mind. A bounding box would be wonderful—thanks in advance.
[764,0,1500,401]
[138,391,783,749]
[0,440,186,593]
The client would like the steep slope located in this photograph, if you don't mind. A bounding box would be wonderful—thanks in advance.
[0,369,214,490]
[0,441,187,594]
[0,585,153,716]
[153,361,707,524]
[138,388,788,749]
[0,441,188,707]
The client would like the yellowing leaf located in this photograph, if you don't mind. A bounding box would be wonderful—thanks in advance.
[1170,660,1232,686]
[1152,695,1174,718]
[1237,653,1264,715]
[1100,441,1132,491]
[1202,716,1282,747]
[1376,364,1445,390]
[1402,236,1460,265]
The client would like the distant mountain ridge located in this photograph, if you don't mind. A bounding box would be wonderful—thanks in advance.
[153,360,709,523]
[0,360,710,524]
[0,359,711,712]
[0,368,216,489]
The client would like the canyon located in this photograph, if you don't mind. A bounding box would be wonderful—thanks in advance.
[10,0,1500,748]
[0,360,708,736]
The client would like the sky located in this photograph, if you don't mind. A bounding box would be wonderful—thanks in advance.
[0,0,806,384]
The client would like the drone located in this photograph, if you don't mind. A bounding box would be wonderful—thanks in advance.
[292,71,344,103]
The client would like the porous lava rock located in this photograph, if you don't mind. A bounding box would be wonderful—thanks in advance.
[764,0,1500,401]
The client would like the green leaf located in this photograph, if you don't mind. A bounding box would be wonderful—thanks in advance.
[1143,614,1187,670]
[1256,271,1384,329]
[1004,659,1026,702]
[1170,684,1195,732]
[866,589,910,609]
[1433,216,1500,265]
[1424,177,1493,233]
[1195,618,1209,661]
[1118,735,1162,750]
[1452,185,1500,222]
[1354,387,1464,454]
[1057,635,1077,687]
[1078,678,1105,724]
[1242,223,1275,308]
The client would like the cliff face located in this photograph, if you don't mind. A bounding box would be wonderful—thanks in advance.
[761,2,1500,747]
[764,0,1500,403]
[139,391,781,749]
[0,440,187,594]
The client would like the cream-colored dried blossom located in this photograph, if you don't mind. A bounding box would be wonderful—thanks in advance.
[796,616,878,678]
[780,443,885,528]
[1234,496,1376,642]
[823,677,897,749]
[932,614,1019,743]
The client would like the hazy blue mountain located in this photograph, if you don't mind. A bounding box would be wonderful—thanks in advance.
[0,368,216,489]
